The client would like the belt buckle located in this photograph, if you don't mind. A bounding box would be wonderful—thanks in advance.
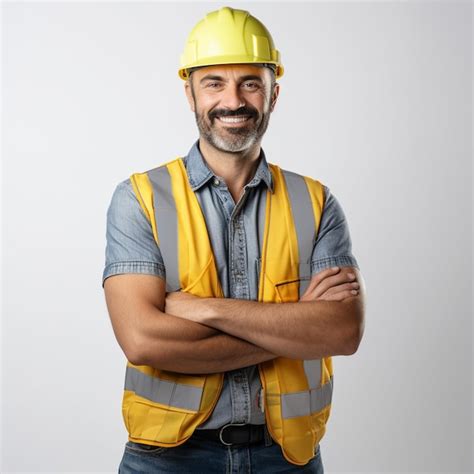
[219,422,248,446]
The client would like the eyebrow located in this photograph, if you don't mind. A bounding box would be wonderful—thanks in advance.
[199,74,264,84]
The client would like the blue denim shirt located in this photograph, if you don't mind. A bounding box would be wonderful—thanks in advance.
[102,139,360,429]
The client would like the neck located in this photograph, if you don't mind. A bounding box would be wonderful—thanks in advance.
[198,137,262,202]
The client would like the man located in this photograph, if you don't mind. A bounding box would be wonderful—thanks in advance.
[102,6,366,473]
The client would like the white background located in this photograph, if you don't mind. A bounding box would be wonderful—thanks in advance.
[2,1,472,472]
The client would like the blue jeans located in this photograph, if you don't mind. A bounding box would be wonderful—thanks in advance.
[118,431,324,473]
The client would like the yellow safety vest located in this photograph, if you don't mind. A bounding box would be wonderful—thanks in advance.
[121,156,333,466]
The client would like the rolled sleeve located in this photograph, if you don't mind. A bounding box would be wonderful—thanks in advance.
[311,185,360,275]
[102,179,166,288]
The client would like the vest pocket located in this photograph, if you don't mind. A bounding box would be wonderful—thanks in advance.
[257,259,311,303]
[127,399,197,444]
[123,365,207,443]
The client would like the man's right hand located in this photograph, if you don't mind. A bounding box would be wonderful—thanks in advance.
[300,266,359,302]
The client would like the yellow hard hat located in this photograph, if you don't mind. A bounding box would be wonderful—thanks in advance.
[178,6,284,81]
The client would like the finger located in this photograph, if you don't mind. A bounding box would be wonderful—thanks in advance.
[304,268,351,298]
[300,287,359,302]
[302,278,359,301]
[311,271,358,298]
[301,266,341,298]
[322,282,359,296]
[319,289,359,302]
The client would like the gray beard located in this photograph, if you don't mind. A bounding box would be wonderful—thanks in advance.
[195,110,271,153]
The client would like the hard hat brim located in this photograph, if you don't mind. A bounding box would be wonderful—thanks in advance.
[178,59,284,81]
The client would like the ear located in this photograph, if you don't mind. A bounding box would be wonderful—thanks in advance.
[270,82,280,113]
[184,80,196,112]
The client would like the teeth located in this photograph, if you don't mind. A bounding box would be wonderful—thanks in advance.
[218,116,249,123]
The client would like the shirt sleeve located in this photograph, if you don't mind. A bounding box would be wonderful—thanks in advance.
[310,184,360,276]
[102,178,166,288]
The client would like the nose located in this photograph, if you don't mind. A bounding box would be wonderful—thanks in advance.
[220,82,246,111]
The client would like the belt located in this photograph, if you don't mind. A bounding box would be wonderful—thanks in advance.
[194,423,271,446]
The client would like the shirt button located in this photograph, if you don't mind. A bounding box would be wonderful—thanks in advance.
[233,375,244,383]
[213,178,220,186]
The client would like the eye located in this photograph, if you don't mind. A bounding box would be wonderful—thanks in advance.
[243,82,259,90]
[206,82,222,89]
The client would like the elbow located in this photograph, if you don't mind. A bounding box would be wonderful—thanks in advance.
[122,330,150,366]
[123,341,145,366]
[344,326,364,355]
[126,347,145,366]
[125,330,170,368]
[342,298,366,356]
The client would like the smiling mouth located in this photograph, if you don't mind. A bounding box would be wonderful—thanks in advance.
[216,115,252,124]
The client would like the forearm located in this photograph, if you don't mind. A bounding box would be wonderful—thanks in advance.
[137,306,278,373]
[146,331,278,374]
[194,297,358,359]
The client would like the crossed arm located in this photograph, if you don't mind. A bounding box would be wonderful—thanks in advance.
[104,274,278,373]
[103,266,365,374]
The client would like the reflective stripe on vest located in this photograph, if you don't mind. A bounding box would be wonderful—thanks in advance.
[124,365,203,412]
[277,170,331,431]
[281,169,317,298]
[148,165,180,292]
[282,375,334,418]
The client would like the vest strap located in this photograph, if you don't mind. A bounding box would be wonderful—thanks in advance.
[148,165,180,292]
[281,170,318,297]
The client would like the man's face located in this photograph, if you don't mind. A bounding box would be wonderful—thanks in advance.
[184,64,280,153]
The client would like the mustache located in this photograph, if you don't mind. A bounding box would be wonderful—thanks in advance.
[209,106,258,121]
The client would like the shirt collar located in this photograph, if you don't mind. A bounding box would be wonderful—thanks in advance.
[183,139,274,193]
